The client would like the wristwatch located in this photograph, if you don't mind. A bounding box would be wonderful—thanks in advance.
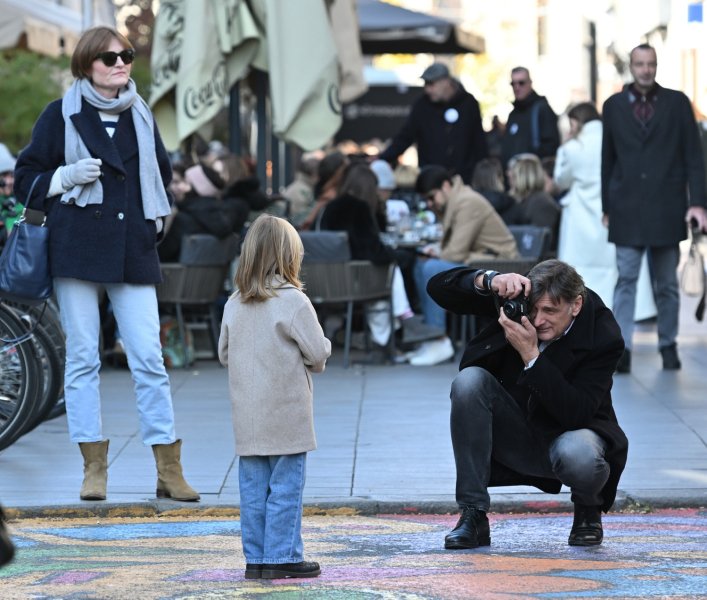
[482,270,499,292]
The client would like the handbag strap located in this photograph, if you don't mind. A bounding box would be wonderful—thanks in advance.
[0,301,47,346]
[696,289,705,322]
[692,226,706,322]
[22,174,44,213]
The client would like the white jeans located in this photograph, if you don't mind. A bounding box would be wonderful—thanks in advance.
[54,278,176,445]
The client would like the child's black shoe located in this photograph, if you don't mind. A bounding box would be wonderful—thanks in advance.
[261,560,320,579]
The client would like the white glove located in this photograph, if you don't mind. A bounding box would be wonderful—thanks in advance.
[60,158,102,188]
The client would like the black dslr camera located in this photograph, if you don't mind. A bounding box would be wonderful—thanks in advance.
[502,296,530,323]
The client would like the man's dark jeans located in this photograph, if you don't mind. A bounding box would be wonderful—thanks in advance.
[450,367,610,511]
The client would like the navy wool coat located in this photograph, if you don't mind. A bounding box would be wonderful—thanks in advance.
[427,266,628,512]
[601,84,707,247]
[14,98,172,284]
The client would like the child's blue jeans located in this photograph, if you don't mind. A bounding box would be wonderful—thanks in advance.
[238,453,307,564]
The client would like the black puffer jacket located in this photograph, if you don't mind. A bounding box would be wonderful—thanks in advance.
[319,193,394,265]
[158,193,235,262]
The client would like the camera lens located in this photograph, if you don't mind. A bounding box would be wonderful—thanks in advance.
[502,298,529,322]
[503,300,519,318]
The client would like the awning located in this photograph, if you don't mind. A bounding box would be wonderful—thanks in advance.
[357,0,484,55]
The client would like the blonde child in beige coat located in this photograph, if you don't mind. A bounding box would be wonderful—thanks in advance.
[218,214,331,580]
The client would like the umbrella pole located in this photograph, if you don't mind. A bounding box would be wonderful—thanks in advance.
[254,70,269,192]
[228,82,242,156]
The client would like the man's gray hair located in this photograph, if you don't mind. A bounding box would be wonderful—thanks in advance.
[527,259,586,306]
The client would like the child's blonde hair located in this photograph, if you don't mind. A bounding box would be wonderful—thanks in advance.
[235,214,304,302]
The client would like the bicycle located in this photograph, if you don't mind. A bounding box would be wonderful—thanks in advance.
[0,301,42,450]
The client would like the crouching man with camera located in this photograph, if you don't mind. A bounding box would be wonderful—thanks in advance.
[427,259,628,549]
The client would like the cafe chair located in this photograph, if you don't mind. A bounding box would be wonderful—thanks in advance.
[299,231,395,368]
[508,225,552,260]
[157,233,240,365]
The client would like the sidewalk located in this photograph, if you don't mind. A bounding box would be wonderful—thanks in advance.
[3,510,706,599]
[1,294,706,516]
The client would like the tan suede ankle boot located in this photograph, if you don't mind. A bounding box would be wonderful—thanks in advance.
[78,440,109,500]
[152,439,200,501]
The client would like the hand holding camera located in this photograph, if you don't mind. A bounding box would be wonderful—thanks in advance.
[502,296,530,323]
[482,270,538,364]
[482,271,532,302]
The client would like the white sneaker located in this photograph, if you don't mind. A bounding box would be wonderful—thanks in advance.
[408,336,455,366]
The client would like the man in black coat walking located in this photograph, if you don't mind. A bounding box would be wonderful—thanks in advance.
[379,63,487,184]
[500,67,560,170]
[602,44,707,373]
[427,260,628,549]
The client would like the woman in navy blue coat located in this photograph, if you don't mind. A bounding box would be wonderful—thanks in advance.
[14,27,198,503]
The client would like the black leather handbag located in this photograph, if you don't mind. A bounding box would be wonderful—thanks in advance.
[0,175,52,305]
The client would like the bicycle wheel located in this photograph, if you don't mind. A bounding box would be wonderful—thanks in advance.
[6,300,66,423]
[15,322,63,436]
[0,304,42,451]
[6,300,65,363]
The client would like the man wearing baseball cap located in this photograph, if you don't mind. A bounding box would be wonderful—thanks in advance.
[379,63,487,184]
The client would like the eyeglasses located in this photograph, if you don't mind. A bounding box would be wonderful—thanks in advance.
[510,79,528,88]
[94,49,135,67]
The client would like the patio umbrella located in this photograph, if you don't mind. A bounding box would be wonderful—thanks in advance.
[150,0,363,151]
[249,0,342,150]
[356,0,484,55]
[329,0,368,104]
[149,0,261,150]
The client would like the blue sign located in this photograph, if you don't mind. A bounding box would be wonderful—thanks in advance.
[688,2,703,22]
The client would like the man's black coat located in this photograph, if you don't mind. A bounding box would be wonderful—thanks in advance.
[500,91,560,169]
[427,266,628,512]
[601,84,706,247]
[380,81,487,184]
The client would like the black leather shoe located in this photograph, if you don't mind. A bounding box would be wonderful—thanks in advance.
[615,349,631,374]
[0,506,15,567]
[244,563,262,579]
[261,561,321,579]
[568,504,603,546]
[444,507,490,549]
[660,344,681,370]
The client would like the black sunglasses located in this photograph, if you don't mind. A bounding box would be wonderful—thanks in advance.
[94,49,135,67]
[510,79,528,87]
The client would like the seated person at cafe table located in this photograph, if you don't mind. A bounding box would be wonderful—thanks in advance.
[409,165,519,366]
[319,163,444,358]
[426,259,627,549]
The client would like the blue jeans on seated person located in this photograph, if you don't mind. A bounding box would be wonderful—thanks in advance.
[239,453,307,564]
[450,367,610,511]
[414,257,464,329]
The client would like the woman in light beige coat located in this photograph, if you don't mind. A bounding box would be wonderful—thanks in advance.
[218,214,330,581]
